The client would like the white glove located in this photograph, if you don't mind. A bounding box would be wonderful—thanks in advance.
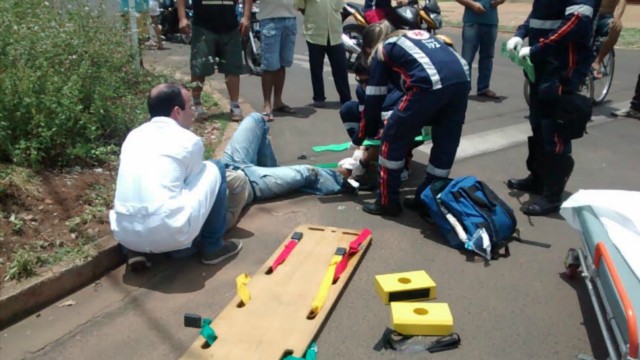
[337,157,366,177]
[518,46,531,59]
[351,149,364,162]
[506,36,523,52]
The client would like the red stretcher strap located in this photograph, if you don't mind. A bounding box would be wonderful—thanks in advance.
[270,240,298,273]
[333,228,372,283]
[594,242,638,359]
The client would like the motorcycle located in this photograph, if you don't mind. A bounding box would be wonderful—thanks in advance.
[160,0,193,44]
[238,0,262,76]
[341,0,446,68]
[341,2,368,69]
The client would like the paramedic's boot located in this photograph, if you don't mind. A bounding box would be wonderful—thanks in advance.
[363,201,402,217]
[507,137,543,194]
[404,177,432,219]
[522,154,574,216]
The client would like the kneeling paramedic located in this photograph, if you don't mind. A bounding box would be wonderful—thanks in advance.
[357,21,471,216]
[505,0,597,216]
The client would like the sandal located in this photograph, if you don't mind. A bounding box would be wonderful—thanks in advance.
[261,112,274,122]
[272,104,296,114]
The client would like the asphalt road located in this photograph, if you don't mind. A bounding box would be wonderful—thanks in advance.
[2,16,640,360]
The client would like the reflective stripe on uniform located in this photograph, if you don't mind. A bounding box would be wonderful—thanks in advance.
[395,37,443,90]
[203,0,235,4]
[379,156,405,170]
[344,122,359,131]
[381,110,393,120]
[426,163,450,177]
[358,105,365,111]
[566,5,593,17]
[366,86,388,95]
[452,50,471,81]
[529,19,563,29]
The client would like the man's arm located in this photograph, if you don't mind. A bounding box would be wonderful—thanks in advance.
[177,0,191,35]
[360,54,391,145]
[611,0,627,32]
[239,0,252,36]
[455,0,486,14]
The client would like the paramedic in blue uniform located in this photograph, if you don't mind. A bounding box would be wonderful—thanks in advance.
[505,0,598,216]
[357,21,471,216]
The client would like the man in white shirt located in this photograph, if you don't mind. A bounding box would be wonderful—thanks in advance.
[110,83,242,270]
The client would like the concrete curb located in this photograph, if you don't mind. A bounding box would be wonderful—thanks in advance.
[0,236,122,329]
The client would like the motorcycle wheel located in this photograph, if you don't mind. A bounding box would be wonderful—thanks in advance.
[343,23,364,70]
[243,35,262,76]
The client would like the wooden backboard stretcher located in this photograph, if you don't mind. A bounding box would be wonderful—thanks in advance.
[181,224,372,359]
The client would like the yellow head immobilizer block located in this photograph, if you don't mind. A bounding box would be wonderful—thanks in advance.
[374,270,437,305]
[391,302,454,336]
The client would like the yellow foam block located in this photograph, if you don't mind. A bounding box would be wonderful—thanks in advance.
[374,270,436,305]
[391,302,453,336]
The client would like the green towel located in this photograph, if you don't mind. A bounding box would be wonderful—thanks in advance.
[313,133,431,153]
[501,41,535,82]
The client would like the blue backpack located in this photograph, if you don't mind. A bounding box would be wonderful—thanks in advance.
[420,176,518,259]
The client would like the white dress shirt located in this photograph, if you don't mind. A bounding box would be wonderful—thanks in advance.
[109,117,222,253]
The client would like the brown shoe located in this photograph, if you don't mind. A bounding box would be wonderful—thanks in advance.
[477,89,499,99]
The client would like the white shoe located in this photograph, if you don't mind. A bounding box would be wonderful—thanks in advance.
[194,105,208,120]
[230,106,243,122]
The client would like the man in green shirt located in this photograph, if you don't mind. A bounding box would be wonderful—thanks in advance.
[298,0,352,107]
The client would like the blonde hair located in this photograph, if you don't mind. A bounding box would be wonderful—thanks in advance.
[361,21,395,65]
[372,29,410,61]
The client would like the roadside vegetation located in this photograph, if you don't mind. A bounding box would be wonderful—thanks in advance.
[0,0,223,282]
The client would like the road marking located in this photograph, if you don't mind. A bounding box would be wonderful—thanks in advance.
[416,101,628,160]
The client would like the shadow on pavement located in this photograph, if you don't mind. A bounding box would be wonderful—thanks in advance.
[558,271,609,360]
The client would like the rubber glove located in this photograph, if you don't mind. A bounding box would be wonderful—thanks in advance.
[506,36,523,52]
[338,158,366,177]
[352,148,364,162]
[518,46,531,59]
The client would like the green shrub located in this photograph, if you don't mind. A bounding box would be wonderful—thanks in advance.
[0,0,165,169]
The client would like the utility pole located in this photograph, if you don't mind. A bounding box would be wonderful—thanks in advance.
[128,0,141,71]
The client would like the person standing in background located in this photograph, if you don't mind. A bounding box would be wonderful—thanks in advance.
[455,0,504,99]
[258,0,298,122]
[178,0,252,122]
[297,0,352,108]
[591,0,627,78]
[149,0,166,50]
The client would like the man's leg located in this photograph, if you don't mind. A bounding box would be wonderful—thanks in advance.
[612,73,640,118]
[307,41,327,103]
[339,100,361,140]
[199,160,242,264]
[190,25,216,118]
[593,16,620,73]
[461,23,479,90]
[259,18,280,115]
[476,24,497,95]
[219,30,244,121]
[273,17,296,109]
[222,113,277,167]
[326,41,353,104]
[242,165,344,201]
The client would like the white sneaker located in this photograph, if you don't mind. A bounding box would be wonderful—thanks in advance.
[612,107,640,119]
[230,106,243,122]
[194,105,208,120]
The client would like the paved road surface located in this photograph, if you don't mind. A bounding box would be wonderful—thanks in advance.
[2,13,640,360]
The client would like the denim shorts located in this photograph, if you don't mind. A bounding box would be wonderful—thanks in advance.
[594,13,613,38]
[259,17,297,71]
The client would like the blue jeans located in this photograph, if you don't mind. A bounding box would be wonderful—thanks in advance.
[169,160,228,258]
[306,39,352,103]
[461,23,497,93]
[222,113,345,200]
